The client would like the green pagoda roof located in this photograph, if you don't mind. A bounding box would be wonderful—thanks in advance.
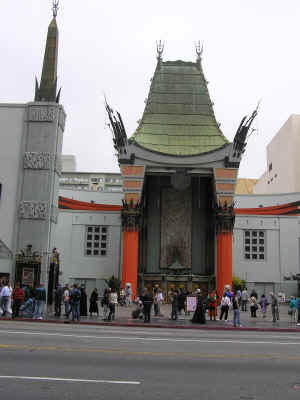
[131,59,229,156]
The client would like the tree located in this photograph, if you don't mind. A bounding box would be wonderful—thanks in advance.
[104,275,121,291]
[232,275,246,291]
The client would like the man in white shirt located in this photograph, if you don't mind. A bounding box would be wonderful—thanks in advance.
[1,281,12,316]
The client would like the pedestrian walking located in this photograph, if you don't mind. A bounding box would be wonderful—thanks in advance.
[259,294,268,318]
[89,288,99,317]
[232,291,241,327]
[70,284,81,321]
[80,286,87,317]
[270,292,279,322]
[250,295,258,317]
[12,283,24,318]
[171,290,178,320]
[241,288,249,311]
[141,288,153,323]
[219,293,231,321]
[54,284,63,317]
[33,283,46,320]
[289,296,297,322]
[63,284,70,317]
[0,281,12,317]
[107,288,118,321]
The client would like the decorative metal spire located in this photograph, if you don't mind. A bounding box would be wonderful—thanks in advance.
[52,0,59,18]
[34,7,60,102]
[156,40,164,61]
[195,41,203,61]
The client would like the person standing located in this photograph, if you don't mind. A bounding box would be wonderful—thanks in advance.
[259,294,268,318]
[89,288,99,317]
[125,284,132,306]
[207,290,217,321]
[171,290,179,320]
[250,295,258,317]
[141,288,153,323]
[219,293,231,322]
[80,286,88,317]
[33,283,46,320]
[108,288,118,321]
[70,284,81,322]
[12,283,24,318]
[63,284,70,318]
[54,284,63,317]
[0,281,12,317]
[270,292,279,323]
[102,288,109,320]
[241,288,249,311]
[192,289,207,324]
[289,296,297,322]
[232,291,241,327]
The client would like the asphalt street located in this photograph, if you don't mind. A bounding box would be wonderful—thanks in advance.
[1,321,300,399]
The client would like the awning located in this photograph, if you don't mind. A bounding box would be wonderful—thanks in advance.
[0,239,12,259]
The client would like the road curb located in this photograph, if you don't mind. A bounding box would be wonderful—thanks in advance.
[2,317,300,333]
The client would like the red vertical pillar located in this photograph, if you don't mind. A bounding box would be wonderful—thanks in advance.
[216,232,233,297]
[121,230,139,300]
[215,203,234,297]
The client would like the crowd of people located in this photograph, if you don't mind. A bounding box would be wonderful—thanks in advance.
[2,280,300,327]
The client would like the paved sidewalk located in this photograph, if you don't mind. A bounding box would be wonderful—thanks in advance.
[4,302,300,332]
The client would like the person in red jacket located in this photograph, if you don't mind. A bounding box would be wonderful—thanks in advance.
[12,283,25,318]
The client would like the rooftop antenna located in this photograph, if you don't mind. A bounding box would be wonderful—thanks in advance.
[156,40,165,61]
[52,0,59,18]
[195,41,203,61]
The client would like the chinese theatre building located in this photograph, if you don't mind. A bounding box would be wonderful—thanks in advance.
[106,44,257,298]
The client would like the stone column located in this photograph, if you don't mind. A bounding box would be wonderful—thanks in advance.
[215,203,235,297]
[17,102,66,290]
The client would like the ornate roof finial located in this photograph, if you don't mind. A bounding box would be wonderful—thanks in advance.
[52,0,59,18]
[195,41,203,61]
[156,40,164,61]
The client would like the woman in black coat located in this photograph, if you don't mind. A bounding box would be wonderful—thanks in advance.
[192,290,206,324]
[80,286,88,317]
[89,288,99,317]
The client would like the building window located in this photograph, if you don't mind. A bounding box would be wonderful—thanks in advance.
[85,226,108,256]
[244,230,265,261]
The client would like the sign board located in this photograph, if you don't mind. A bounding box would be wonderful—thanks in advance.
[22,268,34,286]
[186,296,197,312]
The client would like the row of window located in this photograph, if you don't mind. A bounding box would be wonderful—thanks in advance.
[85,226,266,262]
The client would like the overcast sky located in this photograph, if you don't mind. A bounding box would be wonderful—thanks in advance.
[2,1,300,178]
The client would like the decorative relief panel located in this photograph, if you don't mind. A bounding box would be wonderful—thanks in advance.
[58,110,66,131]
[19,201,48,220]
[28,106,57,122]
[24,152,52,170]
[51,206,59,224]
[160,187,192,269]
[55,157,62,175]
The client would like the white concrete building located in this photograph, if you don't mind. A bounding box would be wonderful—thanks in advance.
[254,115,300,194]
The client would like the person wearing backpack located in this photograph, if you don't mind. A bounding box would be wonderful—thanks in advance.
[207,290,217,321]
[70,284,81,322]
[219,293,231,322]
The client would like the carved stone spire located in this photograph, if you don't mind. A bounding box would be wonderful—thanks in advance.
[35,5,60,103]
